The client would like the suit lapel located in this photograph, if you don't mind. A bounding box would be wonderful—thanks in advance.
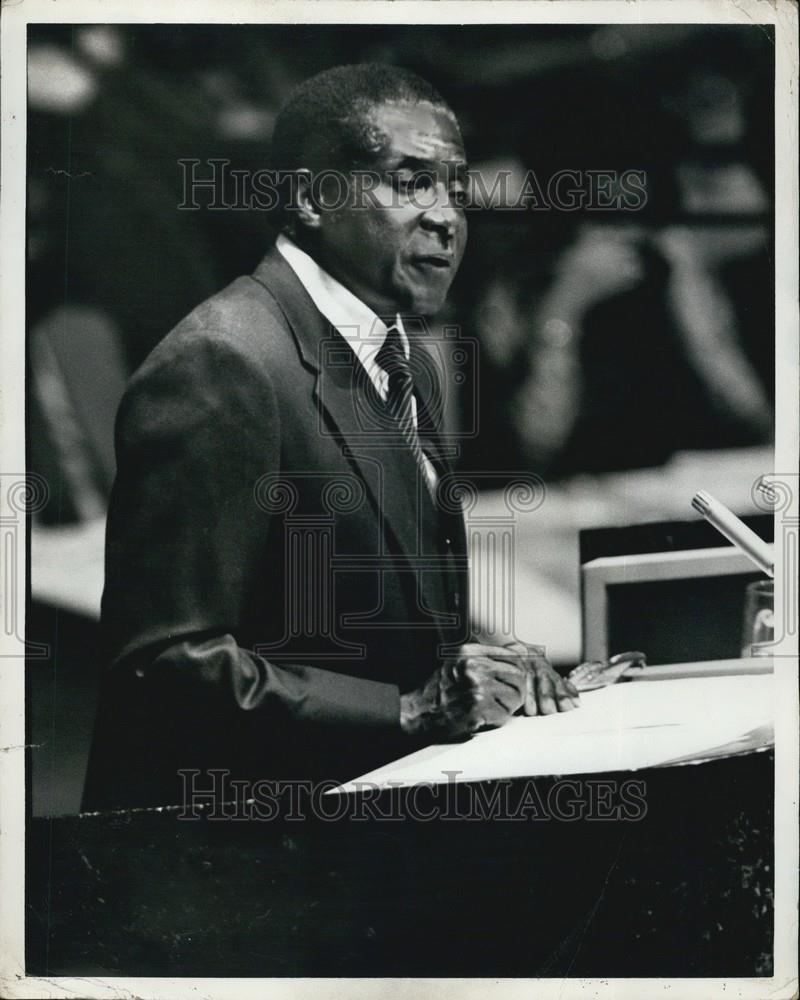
[250,247,427,564]
[314,359,432,562]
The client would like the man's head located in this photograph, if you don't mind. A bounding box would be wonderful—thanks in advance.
[270,63,468,316]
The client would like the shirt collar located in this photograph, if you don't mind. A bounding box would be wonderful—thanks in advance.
[275,234,409,394]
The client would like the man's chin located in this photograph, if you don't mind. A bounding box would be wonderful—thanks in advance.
[401,289,450,318]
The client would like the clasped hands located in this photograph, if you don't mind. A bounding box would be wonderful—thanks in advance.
[400,641,580,741]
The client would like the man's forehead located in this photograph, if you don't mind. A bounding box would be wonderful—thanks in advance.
[365,99,466,164]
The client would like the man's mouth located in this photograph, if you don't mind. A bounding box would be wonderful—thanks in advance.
[411,255,453,269]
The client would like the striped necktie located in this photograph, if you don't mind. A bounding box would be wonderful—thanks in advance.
[375,324,437,500]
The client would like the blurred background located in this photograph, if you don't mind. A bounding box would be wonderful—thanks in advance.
[26,23,775,814]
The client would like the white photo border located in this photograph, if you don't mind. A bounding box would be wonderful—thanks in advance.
[2,2,797,997]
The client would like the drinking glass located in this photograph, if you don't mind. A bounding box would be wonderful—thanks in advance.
[741,579,774,657]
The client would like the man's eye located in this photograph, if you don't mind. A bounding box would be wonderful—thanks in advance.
[392,172,434,195]
[391,172,415,193]
[449,187,469,208]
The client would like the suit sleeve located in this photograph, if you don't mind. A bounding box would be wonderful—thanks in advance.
[101,329,400,734]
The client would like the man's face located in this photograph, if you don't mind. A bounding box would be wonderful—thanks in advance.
[311,100,468,317]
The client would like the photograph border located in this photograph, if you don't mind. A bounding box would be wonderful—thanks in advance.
[2,1,797,997]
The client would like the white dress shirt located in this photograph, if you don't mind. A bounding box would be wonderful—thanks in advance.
[276,234,438,490]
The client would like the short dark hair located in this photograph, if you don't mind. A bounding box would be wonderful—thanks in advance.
[269,63,458,224]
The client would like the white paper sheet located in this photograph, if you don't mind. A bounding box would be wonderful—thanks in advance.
[336,672,774,792]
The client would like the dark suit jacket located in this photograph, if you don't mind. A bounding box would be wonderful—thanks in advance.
[83,246,470,809]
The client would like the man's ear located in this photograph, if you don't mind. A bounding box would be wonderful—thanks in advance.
[293,168,323,231]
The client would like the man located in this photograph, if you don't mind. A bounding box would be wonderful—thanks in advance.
[83,64,578,810]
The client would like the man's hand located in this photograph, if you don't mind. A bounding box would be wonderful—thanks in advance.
[399,642,529,741]
[502,641,581,716]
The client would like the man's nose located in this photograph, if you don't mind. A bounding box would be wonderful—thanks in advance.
[419,183,459,240]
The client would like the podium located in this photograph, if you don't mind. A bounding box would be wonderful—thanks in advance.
[27,751,773,978]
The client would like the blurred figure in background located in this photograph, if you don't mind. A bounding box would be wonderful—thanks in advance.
[510,220,771,476]
[506,52,772,477]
